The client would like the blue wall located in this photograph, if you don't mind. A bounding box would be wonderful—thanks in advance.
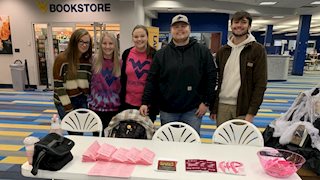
[152,13,229,45]
[251,31,265,44]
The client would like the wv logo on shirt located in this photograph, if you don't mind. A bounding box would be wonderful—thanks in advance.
[102,69,117,86]
[129,58,150,79]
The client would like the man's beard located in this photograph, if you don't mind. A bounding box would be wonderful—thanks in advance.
[174,36,189,43]
[232,30,249,37]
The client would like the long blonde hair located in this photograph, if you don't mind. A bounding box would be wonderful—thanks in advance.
[93,32,120,77]
[64,28,92,79]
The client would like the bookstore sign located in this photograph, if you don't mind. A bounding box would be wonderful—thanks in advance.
[36,1,111,13]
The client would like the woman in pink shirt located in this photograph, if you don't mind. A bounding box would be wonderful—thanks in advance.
[120,25,158,121]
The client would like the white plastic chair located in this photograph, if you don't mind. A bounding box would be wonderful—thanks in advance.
[61,108,103,137]
[213,119,264,147]
[152,122,201,143]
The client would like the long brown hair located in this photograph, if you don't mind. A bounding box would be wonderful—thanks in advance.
[132,25,155,58]
[93,32,121,77]
[64,28,92,79]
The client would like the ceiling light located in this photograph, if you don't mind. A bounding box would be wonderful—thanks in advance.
[210,9,216,12]
[310,27,320,31]
[259,2,277,5]
[285,33,297,36]
[282,21,300,26]
[253,20,271,24]
[272,16,284,19]
[311,1,320,5]
[273,31,285,35]
[167,8,174,12]
[273,25,292,29]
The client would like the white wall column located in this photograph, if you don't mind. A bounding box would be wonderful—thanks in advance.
[144,17,151,27]
[134,0,145,25]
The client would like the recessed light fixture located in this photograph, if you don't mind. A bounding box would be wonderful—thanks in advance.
[272,16,284,18]
[167,8,173,11]
[311,1,320,5]
[259,2,278,5]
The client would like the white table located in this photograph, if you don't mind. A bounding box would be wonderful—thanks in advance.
[21,135,301,180]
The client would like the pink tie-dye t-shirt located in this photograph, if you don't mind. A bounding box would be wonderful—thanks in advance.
[88,58,121,111]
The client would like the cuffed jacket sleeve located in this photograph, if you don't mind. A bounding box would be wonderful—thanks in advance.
[247,45,267,115]
[211,50,222,114]
[202,48,218,108]
[141,53,160,106]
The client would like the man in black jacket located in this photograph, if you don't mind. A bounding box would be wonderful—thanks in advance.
[140,14,218,134]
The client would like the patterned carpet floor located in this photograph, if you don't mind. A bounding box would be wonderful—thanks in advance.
[0,71,319,179]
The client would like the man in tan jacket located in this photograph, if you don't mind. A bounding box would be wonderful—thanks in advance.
[211,11,267,126]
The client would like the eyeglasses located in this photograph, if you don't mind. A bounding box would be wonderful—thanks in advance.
[79,40,90,46]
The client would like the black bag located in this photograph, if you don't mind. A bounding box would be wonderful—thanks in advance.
[111,120,147,139]
[31,133,75,175]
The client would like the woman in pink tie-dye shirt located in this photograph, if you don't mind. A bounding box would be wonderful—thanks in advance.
[87,32,121,136]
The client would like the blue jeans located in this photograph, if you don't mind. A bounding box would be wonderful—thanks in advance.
[160,108,202,134]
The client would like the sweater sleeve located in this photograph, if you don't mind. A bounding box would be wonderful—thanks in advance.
[53,55,73,113]
[248,45,267,115]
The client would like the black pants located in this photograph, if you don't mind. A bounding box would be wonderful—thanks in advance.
[92,111,119,137]
[121,103,157,122]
